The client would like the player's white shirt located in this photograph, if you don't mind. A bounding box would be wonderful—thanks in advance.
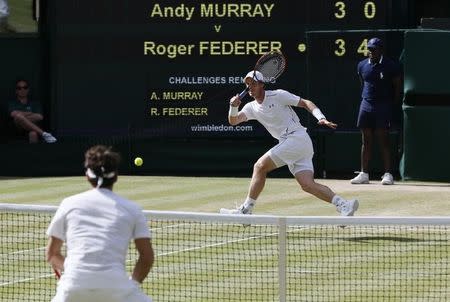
[241,89,307,140]
[46,188,151,289]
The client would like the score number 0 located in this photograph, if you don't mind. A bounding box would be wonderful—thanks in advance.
[334,1,377,19]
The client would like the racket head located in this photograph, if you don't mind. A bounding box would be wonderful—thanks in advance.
[254,50,286,83]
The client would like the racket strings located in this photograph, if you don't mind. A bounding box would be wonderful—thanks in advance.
[256,53,286,83]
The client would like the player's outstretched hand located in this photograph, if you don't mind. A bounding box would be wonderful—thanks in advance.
[230,94,242,107]
[318,119,337,129]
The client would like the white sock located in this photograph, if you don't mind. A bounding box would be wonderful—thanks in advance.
[243,197,256,209]
[331,195,345,206]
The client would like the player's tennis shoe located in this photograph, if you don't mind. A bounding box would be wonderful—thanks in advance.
[381,172,394,185]
[350,172,369,184]
[42,132,57,143]
[338,199,359,216]
[219,204,253,215]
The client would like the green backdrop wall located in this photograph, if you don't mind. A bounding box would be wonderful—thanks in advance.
[400,30,450,181]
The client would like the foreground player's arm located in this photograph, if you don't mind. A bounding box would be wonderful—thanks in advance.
[297,98,337,129]
[228,94,247,125]
[131,238,154,283]
[46,236,65,274]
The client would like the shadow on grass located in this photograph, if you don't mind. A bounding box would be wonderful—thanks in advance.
[396,182,450,188]
[343,236,448,243]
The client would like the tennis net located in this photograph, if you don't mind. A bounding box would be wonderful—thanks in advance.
[1,203,449,301]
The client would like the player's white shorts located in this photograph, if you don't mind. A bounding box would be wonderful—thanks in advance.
[51,287,152,302]
[267,129,314,175]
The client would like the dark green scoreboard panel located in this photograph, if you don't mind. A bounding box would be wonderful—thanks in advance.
[307,29,405,129]
[48,0,409,138]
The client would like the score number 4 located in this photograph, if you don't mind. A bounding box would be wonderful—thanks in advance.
[334,39,370,57]
[334,1,377,19]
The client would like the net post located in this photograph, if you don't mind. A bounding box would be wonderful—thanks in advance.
[278,217,287,302]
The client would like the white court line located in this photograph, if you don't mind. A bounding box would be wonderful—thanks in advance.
[1,223,189,258]
[158,230,280,257]
[1,230,281,287]
[3,221,284,258]
[152,225,313,258]
[221,268,319,274]
[127,226,313,263]
[0,272,55,286]
[7,246,46,256]
[3,225,367,287]
[1,222,362,259]
[0,223,280,286]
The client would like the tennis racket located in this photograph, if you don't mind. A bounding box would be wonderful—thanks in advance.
[239,50,287,99]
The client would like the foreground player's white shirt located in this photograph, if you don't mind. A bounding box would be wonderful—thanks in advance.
[241,89,306,140]
[46,188,151,289]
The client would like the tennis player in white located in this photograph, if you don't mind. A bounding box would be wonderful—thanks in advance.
[220,71,359,216]
[46,145,154,302]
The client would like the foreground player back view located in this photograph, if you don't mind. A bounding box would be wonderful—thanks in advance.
[45,145,154,302]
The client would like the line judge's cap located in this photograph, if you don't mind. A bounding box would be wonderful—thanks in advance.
[244,70,265,83]
[367,37,383,49]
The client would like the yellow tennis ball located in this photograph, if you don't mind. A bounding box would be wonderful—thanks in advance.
[134,157,143,167]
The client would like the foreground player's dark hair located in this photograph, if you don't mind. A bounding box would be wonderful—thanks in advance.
[84,145,121,188]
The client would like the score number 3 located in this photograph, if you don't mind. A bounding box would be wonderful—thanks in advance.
[334,38,370,57]
[334,39,346,56]
[334,1,377,19]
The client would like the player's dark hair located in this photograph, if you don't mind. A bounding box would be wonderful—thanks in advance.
[84,145,120,188]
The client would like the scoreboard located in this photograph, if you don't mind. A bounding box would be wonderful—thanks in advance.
[48,0,409,137]
[306,29,405,129]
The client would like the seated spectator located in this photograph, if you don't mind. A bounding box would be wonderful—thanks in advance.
[8,78,57,143]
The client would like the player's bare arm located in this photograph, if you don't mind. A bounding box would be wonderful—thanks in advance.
[228,94,247,125]
[45,236,65,274]
[23,111,43,119]
[358,73,364,88]
[297,98,337,129]
[131,238,154,283]
[10,110,43,121]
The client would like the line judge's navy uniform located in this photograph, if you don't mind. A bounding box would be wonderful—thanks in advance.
[357,55,401,129]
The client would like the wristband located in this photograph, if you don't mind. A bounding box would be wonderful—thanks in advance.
[312,108,326,121]
[229,106,239,117]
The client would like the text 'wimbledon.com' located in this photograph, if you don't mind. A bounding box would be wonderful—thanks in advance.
[191,124,253,132]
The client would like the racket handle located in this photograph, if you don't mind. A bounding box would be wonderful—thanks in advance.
[238,88,249,99]
[54,268,61,279]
